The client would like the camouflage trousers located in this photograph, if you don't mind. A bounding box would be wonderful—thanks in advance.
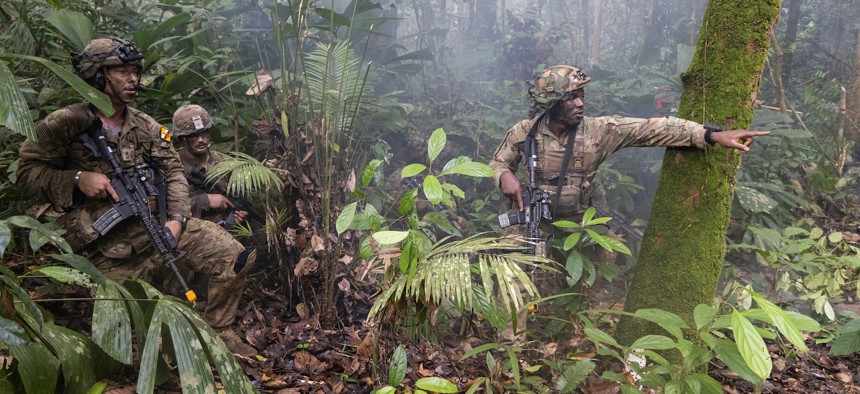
[88,218,253,329]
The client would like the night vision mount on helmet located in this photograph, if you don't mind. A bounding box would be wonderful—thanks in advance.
[72,38,144,91]
[528,65,591,114]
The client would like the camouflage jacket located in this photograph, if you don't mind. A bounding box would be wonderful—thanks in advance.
[489,115,707,218]
[18,103,190,256]
[179,148,232,221]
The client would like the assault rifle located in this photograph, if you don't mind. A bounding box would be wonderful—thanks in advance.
[497,136,552,254]
[187,167,265,231]
[594,206,644,246]
[76,118,197,305]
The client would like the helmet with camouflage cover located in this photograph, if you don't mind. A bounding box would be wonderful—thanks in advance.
[173,104,214,137]
[528,65,591,114]
[72,38,144,90]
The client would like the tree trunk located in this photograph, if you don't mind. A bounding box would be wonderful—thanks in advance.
[474,0,498,40]
[616,0,783,345]
[634,0,657,68]
[589,0,603,66]
[781,0,802,87]
[846,28,860,144]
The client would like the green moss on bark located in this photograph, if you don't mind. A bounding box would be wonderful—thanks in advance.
[616,0,783,347]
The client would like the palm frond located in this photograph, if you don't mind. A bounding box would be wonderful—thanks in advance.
[368,235,558,322]
[206,151,284,198]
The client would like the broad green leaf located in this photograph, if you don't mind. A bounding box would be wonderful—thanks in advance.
[828,231,844,244]
[169,299,253,393]
[398,187,417,214]
[508,347,521,388]
[41,323,111,393]
[373,231,410,245]
[315,7,352,27]
[93,282,134,364]
[422,175,444,205]
[751,293,807,352]
[630,335,675,350]
[0,221,10,258]
[441,183,465,198]
[565,251,584,286]
[584,216,612,226]
[831,327,860,356]
[634,309,688,339]
[441,156,470,173]
[336,202,358,235]
[163,304,217,393]
[362,159,383,187]
[563,233,582,251]
[440,162,494,177]
[731,309,771,380]
[9,341,60,394]
[0,315,26,346]
[427,128,446,163]
[414,377,458,393]
[401,163,427,178]
[735,185,778,213]
[389,345,407,386]
[45,10,94,50]
[684,373,723,394]
[1,54,114,117]
[553,220,580,229]
[694,304,716,330]
[88,381,108,394]
[584,327,619,347]
[137,300,166,394]
[50,253,106,286]
[34,266,94,288]
[585,229,614,252]
[465,377,487,394]
[375,387,396,394]
[581,207,596,224]
[424,212,460,236]
[713,340,762,384]
[0,60,35,139]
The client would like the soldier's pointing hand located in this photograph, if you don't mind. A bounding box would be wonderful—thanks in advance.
[710,130,769,152]
[77,171,119,202]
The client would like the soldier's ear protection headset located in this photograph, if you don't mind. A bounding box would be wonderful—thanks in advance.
[72,38,144,91]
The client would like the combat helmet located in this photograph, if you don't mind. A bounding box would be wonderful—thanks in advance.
[172,104,214,137]
[72,38,144,91]
[528,65,591,115]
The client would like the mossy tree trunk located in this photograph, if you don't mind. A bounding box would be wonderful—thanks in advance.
[616,0,783,345]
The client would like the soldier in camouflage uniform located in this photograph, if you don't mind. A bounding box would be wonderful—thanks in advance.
[17,38,256,356]
[489,65,767,340]
[172,104,249,225]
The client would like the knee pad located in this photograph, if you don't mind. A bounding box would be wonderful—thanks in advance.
[233,248,257,275]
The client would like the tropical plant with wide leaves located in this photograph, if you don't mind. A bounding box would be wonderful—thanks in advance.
[0,215,254,393]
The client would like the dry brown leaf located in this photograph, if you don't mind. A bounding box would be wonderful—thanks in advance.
[246,68,275,96]
[356,331,375,360]
[344,169,356,192]
[294,350,320,373]
[294,257,319,276]
[338,278,351,294]
[252,119,275,135]
[296,303,309,320]
[417,363,434,377]
[312,234,326,253]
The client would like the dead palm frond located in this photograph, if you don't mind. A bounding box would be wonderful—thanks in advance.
[205,151,284,198]
[368,234,558,324]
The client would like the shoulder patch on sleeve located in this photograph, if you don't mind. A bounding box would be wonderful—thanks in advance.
[160,127,172,141]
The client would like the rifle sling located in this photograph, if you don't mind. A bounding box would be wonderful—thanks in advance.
[525,114,578,219]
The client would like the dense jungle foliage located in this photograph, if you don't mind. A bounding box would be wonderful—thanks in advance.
[2,0,860,393]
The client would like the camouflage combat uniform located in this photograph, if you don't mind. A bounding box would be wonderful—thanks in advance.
[18,104,250,328]
[179,148,233,223]
[490,115,707,221]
